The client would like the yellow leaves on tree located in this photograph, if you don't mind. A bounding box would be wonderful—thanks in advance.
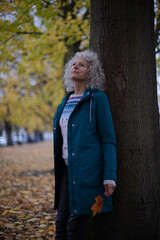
[91,195,103,217]
[0,0,90,133]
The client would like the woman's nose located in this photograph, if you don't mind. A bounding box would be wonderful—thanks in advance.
[73,63,78,69]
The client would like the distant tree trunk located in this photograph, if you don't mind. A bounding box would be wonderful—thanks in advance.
[39,132,43,141]
[34,130,43,142]
[4,120,13,146]
[88,0,160,239]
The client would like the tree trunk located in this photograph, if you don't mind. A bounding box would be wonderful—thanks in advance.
[88,0,160,239]
[4,120,13,146]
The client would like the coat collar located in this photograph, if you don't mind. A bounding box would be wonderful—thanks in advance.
[63,88,98,101]
[56,88,99,125]
[60,87,98,109]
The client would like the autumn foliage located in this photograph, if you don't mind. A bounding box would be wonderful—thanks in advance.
[0,0,90,136]
[91,195,103,217]
[0,141,56,239]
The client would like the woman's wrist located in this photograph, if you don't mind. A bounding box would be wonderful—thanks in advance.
[103,179,116,186]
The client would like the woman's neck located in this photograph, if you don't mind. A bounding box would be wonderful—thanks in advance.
[73,82,86,95]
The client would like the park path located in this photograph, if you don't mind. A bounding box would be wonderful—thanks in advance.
[0,141,56,240]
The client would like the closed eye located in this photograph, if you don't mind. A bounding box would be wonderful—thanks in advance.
[72,62,87,67]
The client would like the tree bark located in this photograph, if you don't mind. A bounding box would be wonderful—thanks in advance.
[88,0,160,239]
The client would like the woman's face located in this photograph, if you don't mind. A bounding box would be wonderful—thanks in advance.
[70,57,89,82]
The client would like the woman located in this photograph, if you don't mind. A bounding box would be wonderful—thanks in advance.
[53,50,117,240]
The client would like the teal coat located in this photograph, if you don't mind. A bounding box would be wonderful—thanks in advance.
[53,88,117,215]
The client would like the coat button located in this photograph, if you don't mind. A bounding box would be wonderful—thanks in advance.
[74,210,77,213]
[73,181,75,184]
[72,153,75,156]
[72,124,75,127]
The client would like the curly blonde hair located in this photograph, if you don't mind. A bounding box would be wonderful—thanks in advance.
[63,50,106,92]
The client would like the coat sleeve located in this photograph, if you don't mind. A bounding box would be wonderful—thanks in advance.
[95,91,117,181]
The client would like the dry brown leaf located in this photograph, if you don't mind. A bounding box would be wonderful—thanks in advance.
[91,195,103,217]
[0,141,56,239]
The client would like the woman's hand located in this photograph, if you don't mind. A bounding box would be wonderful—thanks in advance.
[104,184,115,197]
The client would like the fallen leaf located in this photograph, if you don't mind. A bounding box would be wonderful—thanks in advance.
[39,224,47,228]
[0,141,56,239]
[48,231,54,235]
[91,195,103,217]
[1,210,16,216]
[48,225,55,231]
[26,218,40,222]
[38,229,45,233]
[4,223,15,228]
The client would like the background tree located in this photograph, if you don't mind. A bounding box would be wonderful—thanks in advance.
[0,0,90,144]
[155,0,160,50]
[88,0,160,239]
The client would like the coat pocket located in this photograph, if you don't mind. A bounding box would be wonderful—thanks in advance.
[79,158,103,188]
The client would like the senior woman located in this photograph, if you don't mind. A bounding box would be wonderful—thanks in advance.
[53,50,117,240]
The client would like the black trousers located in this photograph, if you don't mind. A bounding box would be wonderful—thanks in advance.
[55,166,89,240]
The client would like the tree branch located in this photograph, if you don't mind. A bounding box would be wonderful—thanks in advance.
[1,31,44,46]
[16,31,43,35]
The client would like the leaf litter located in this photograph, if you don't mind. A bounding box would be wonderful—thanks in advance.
[0,141,56,239]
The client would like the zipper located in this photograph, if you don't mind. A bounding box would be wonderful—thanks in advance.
[89,92,94,123]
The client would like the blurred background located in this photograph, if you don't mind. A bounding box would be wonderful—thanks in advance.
[0,0,160,147]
